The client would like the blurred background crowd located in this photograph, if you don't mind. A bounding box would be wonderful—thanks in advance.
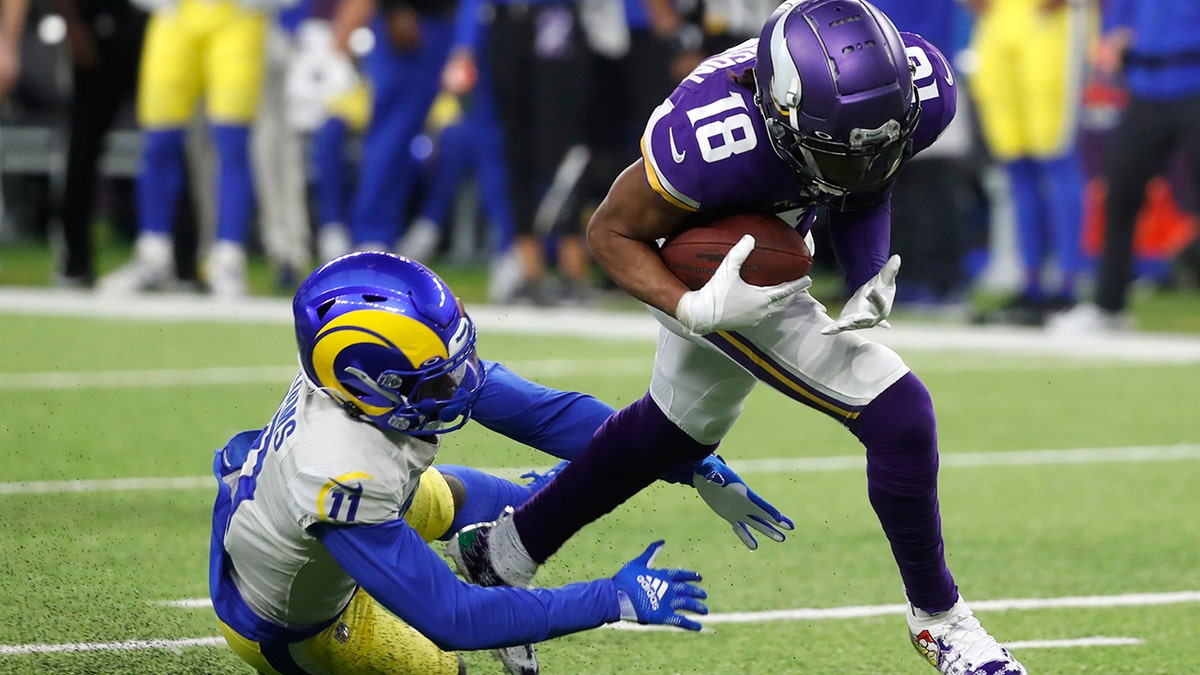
[0,0,1196,334]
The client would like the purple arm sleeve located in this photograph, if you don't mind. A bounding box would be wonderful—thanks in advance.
[827,193,894,291]
[314,519,621,650]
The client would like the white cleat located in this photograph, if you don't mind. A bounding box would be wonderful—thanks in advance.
[488,249,524,304]
[206,241,249,297]
[1046,303,1132,335]
[447,508,541,675]
[317,223,351,262]
[97,233,174,294]
[397,218,441,262]
[908,596,1027,675]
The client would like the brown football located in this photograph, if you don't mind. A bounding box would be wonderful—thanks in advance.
[660,212,813,291]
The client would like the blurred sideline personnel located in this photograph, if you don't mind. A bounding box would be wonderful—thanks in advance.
[211,251,801,674]
[445,0,596,305]
[0,0,29,234]
[47,0,147,288]
[1050,0,1200,334]
[0,0,26,100]
[400,88,526,303]
[331,0,463,255]
[871,0,974,308]
[281,1,373,262]
[449,1,1029,673]
[252,1,315,290]
[100,0,281,296]
[967,0,1095,326]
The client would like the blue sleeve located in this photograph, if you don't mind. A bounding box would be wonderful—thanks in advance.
[452,0,483,52]
[278,0,314,34]
[828,194,893,291]
[470,361,616,460]
[313,519,621,650]
[1103,0,1133,34]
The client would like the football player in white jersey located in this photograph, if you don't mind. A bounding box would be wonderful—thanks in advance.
[211,251,790,674]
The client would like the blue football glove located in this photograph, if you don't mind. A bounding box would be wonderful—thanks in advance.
[693,454,794,550]
[613,541,708,631]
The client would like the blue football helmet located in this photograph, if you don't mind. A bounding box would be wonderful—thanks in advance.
[293,252,486,434]
[754,0,920,208]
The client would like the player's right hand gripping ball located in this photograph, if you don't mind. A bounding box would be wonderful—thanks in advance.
[660,212,813,290]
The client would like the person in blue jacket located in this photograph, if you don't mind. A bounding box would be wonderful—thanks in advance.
[209,251,784,674]
[1050,0,1200,333]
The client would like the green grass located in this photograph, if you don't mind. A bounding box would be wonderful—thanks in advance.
[1,305,1199,674]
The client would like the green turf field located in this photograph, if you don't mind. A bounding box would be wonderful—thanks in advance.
[1,289,1199,674]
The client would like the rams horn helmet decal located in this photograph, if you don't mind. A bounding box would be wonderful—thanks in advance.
[294,252,486,434]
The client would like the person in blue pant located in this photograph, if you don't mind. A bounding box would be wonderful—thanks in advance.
[210,251,787,674]
[966,0,1096,326]
[1050,0,1200,333]
[100,0,280,297]
[333,0,458,253]
[399,52,523,302]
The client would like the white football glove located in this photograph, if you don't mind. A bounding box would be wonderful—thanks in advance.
[284,21,360,132]
[691,455,793,550]
[674,235,811,335]
[822,254,901,335]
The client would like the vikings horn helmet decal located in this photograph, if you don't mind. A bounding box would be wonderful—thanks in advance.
[754,0,921,208]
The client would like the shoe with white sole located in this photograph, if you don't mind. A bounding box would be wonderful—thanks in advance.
[317,223,351,262]
[487,249,524,304]
[1046,302,1132,336]
[908,596,1027,674]
[447,507,541,674]
[398,217,441,261]
[97,233,174,294]
[205,241,249,297]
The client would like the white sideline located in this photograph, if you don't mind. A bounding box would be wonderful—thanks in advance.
[6,286,1200,362]
[0,634,1143,656]
[8,590,1184,655]
[0,637,225,655]
[3,444,1199,495]
[603,590,1200,632]
[0,358,651,391]
[159,590,1200,622]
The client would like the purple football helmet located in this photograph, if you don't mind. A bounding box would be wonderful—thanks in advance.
[754,0,920,208]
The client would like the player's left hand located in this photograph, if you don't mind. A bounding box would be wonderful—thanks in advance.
[822,254,901,335]
[692,455,794,550]
[613,541,708,631]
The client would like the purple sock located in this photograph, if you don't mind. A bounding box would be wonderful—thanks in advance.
[850,372,958,612]
[513,392,717,563]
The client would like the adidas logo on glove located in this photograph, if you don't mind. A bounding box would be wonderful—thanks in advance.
[637,574,668,610]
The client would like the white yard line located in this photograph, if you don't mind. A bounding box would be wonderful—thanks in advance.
[159,590,1200,624]
[4,444,1198,496]
[5,287,1200,362]
[0,359,650,391]
[0,637,225,655]
[0,632,1143,656]
[39,590,1178,654]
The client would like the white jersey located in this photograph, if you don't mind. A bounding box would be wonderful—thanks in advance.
[223,373,440,631]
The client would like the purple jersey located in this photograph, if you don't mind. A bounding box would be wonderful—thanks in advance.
[641,33,956,239]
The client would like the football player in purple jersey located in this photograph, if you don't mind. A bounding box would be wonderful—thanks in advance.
[449,1,1028,673]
